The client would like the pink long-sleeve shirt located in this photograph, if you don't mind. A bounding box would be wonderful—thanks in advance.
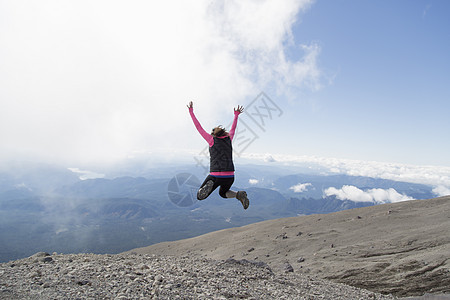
[189,107,240,176]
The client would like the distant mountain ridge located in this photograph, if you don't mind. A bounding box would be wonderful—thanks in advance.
[0,162,438,263]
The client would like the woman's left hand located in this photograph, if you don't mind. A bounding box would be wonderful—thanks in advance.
[234,105,244,114]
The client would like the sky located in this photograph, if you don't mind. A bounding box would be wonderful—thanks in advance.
[1,1,450,188]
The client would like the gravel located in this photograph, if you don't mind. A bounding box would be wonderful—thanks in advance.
[0,252,396,299]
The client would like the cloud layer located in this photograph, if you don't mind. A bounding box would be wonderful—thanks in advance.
[432,186,450,197]
[0,0,318,164]
[242,152,450,196]
[324,185,414,203]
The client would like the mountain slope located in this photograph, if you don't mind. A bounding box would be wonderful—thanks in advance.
[127,196,450,297]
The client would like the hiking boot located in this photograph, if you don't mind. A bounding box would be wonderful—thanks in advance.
[197,180,214,200]
[236,191,249,209]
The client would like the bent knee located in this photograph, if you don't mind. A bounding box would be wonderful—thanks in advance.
[219,191,228,198]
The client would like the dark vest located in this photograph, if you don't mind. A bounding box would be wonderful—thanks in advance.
[209,136,235,172]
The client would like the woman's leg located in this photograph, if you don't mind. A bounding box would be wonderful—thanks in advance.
[217,177,248,208]
[236,191,249,209]
[225,190,237,198]
[197,175,218,200]
[218,177,235,198]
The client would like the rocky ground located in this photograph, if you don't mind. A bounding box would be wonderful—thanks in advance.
[0,251,395,299]
[129,196,450,298]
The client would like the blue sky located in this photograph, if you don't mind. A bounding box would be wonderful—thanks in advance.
[0,0,449,175]
[257,0,450,166]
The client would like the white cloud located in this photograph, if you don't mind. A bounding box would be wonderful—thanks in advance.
[432,185,450,197]
[289,182,312,193]
[324,186,372,202]
[68,168,105,180]
[264,154,277,163]
[367,188,414,203]
[249,179,259,185]
[242,152,450,188]
[324,185,414,203]
[0,0,319,164]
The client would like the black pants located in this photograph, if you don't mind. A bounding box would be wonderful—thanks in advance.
[197,175,234,200]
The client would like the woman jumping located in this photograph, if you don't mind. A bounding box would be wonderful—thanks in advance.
[187,101,249,209]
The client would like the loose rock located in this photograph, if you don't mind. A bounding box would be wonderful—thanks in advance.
[0,253,395,299]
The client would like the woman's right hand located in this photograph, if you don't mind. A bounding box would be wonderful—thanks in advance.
[187,101,193,109]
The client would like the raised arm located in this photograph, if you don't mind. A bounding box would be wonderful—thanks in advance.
[187,101,213,146]
[229,105,243,141]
